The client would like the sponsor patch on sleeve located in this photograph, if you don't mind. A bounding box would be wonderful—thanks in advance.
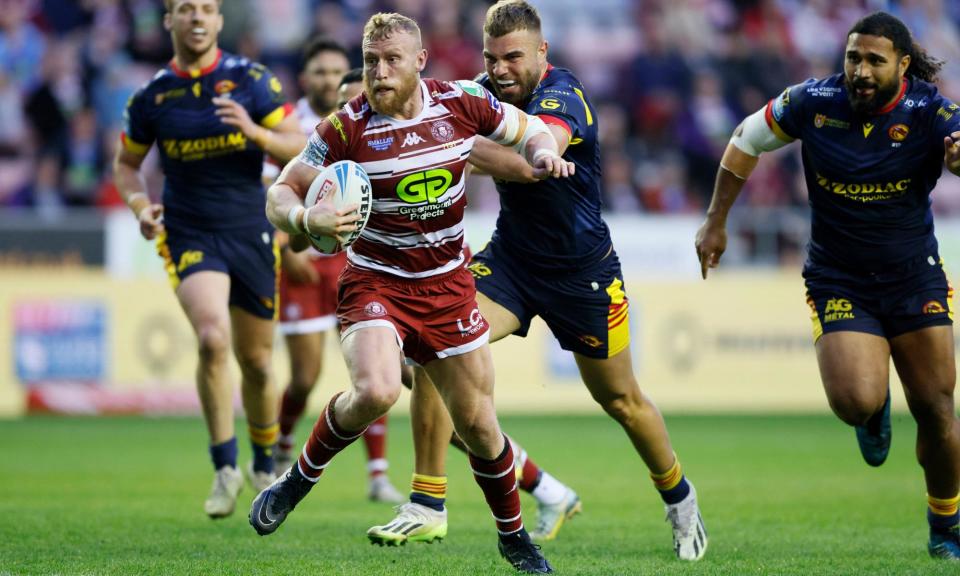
[771,88,790,122]
[299,132,329,169]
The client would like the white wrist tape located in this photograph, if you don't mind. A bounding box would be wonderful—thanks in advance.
[287,205,305,233]
[532,148,560,164]
[730,107,791,156]
[301,206,314,236]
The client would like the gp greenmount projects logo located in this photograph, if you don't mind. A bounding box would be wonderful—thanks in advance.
[396,168,454,221]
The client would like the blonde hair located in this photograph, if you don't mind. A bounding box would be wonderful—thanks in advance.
[363,13,422,47]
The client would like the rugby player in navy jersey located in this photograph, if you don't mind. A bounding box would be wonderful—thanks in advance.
[112,0,306,519]
[696,11,960,560]
[370,0,707,560]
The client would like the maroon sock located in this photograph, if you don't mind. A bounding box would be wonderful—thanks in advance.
[279,387,308,438]
[518,454,542,493]
[363,415,388,477]
[297,393,365,482]
[468,437,523,535]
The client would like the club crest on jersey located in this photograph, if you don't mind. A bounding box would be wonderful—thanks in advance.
[888,123,909,142]
[365,302,387,317]
[430,120,455,143]
[366,136,394,151]
[814,114,825,128]
[401,132,427,148]
[214,80,236,95]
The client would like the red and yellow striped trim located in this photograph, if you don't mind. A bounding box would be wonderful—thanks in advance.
[651,455,683,491]
[249,422,280,447]
[260,103,293,129]
[120,132,150,156]
[411,473,447,500]
[929,493,960,517]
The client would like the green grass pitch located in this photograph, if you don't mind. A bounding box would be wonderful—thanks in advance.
[1,413,957,575]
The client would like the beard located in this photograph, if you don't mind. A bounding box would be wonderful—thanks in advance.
[365,73,419,116]
[845,75,901,115]
[491,69,539,105]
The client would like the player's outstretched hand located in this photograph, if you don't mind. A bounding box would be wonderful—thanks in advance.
[137,204,165,241]
[281,247,320,284]
[304,202,361,244]
[213,96,257,137]
[694,218,727,280]
[944,131,960,174]
[532,151,575,180]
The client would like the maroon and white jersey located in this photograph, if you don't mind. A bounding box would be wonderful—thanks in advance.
[298,78,507,278]
[295,97,323,134]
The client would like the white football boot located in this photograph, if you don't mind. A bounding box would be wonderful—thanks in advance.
[530,486,582,541]
[368,475,406,504]
[664,482,708,561]
[367,502,448,545]
[246,461,278,493]
[204,466,244,519]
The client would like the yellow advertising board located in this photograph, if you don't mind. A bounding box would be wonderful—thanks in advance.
[1,269,944,416]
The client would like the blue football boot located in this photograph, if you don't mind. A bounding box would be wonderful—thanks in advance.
[855,389,891,467]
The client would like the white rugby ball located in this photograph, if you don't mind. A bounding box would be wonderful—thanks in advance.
[303,160,373,254]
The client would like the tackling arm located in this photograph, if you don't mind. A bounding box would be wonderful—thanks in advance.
[487,103,574,178]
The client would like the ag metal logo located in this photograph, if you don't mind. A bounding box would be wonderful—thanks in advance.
[396,169,453,204]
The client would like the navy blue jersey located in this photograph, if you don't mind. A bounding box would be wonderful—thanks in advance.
[479,66,610,273]
[767,73,960,272]
[122,50,290,231]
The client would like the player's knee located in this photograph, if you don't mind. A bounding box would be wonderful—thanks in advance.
[912,389,958,435]
[597,391,643,425]
[828,393,878,426]
[354,379,402,415]
[196,325,230,364]
[236,347,272,385]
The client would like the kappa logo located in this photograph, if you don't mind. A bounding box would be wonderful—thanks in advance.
[401,132,426,147]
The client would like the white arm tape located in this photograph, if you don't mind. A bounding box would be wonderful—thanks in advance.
[489,103,553,157]
[730,107,791,157]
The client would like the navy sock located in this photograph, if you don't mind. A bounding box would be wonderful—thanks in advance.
[410,492,446,511]
[929,509,960,532]
[210,437,238,471]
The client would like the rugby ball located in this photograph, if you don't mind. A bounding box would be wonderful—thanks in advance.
[303,160,373,254]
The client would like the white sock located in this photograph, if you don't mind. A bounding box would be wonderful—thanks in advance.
[531,471,567,505]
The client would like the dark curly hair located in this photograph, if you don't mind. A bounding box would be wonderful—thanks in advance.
[848,12,944,83]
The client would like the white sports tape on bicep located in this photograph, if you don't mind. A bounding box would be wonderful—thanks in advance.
[730,107,791,157]
[489,103,552,156]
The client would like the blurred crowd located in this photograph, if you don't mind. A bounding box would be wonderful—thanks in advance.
[4,0,960,220]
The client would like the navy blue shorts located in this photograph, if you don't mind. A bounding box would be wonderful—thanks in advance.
[803,254,953,342]
[157,224,279,320]
[468,241,629,359]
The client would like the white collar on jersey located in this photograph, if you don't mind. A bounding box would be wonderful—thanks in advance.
[370,80,431,127]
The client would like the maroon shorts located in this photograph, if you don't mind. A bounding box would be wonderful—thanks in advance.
[278,252,348,334]
[337,264,489,365]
